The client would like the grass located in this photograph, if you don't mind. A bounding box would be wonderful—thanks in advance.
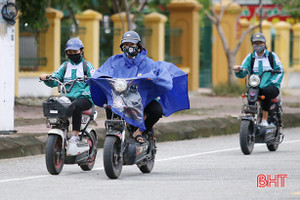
[172,108,208,116]
[212,83,246,97]
[284,102,300,108]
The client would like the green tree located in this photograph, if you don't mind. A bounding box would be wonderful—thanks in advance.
[272,0,300,20]
[17,0,167,31]
[17,0,49,31]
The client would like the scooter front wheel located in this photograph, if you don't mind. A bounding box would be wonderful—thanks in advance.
[45,135,65,175]
[103,136,123,179]
[239,120,255,155]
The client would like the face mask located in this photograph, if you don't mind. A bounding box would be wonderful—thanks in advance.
[67,53,82,64]
[122,46,139,57]
[253,44,265,54]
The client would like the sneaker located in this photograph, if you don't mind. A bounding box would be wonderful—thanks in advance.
[260,120,269,126]
[69,135,80,143]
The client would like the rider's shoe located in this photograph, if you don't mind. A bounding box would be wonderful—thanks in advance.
[260,120,269,126]
[69,135,80,143]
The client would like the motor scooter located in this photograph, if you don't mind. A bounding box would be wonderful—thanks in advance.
[236,68,284,155]
[41,76,98,175]
[89,77,157,179]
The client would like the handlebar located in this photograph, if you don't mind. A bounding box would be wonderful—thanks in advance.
[233,68,281,77]
[233,67,282,88]
[40,75,89,94]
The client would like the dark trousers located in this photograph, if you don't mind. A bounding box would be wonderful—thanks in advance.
[72,98,92,131]
[106,100,163,132]
[259,86,279,111]
[144,100,163,130]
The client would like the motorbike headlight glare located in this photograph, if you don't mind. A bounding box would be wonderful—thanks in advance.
[114,80,127,92]
[249,75,260,87]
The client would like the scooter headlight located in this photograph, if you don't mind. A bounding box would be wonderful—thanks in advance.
[114,79,127,92]
[48,118,58,124]
[249,75,260,87]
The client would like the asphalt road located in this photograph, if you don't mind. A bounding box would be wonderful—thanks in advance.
[0,128,299,200]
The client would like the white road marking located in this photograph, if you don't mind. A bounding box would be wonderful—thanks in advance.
[156,147,241,162]
[0,140,299,184]
[0,175,51,183]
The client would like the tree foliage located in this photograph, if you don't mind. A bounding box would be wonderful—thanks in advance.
[49,0,90,26]
[17,0,49,31]
[16,0,215,32]
[272,0,300,20]
[17,0,171,31]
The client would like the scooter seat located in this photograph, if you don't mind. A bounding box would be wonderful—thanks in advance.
[82,108,92,115]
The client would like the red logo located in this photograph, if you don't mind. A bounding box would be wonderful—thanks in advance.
[257,174,288,188]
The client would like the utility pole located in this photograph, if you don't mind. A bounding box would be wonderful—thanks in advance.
[0,0,17,134]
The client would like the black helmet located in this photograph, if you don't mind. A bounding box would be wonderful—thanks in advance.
[120,31,141,46]
[251,32,266,43]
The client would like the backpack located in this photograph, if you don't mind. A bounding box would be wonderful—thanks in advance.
[64,60,88,76]
[250,51,274,72]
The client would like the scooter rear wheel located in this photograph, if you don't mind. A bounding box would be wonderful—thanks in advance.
[239,120,255,155]
[45,135,65,175]
[80,131,97,171]
[138,133,156,173]
[266,143,279,151]
[267,130,280,151]
[103,136,123,179]
[138,159,154,173]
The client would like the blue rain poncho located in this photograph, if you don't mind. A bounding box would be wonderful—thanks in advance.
[87,49,190,130]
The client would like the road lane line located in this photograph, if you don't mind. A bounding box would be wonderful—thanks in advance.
[94,167,104,170]
[0,139,299,184]
[156,147,241,162]
[0,175,51,183]
[157,140,300,162]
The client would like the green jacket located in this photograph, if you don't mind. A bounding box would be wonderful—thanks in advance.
[43,59,95,103]
[235,50,284,89]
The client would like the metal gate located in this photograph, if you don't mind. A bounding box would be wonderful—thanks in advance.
[199,17,212,88]
[19,25,47,71]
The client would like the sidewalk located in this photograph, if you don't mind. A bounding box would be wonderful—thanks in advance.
[1,88,300,159]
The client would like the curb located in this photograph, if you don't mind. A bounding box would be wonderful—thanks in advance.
[1,113,300,160]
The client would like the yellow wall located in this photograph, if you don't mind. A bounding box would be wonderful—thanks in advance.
[274,21,291,72]
[111,12,132,55]
[76,9,102,69]
[144,12,167,61]
[167,0,202,91]
[41,8,64,72]
[291,23,300,70]
[15,7,299,97]
[16,8,63,97]
[261,20,272,50]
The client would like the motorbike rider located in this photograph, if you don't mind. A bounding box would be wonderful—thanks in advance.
[40,38,95,143]
[95,31,163,143]
[233,32,284,126]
